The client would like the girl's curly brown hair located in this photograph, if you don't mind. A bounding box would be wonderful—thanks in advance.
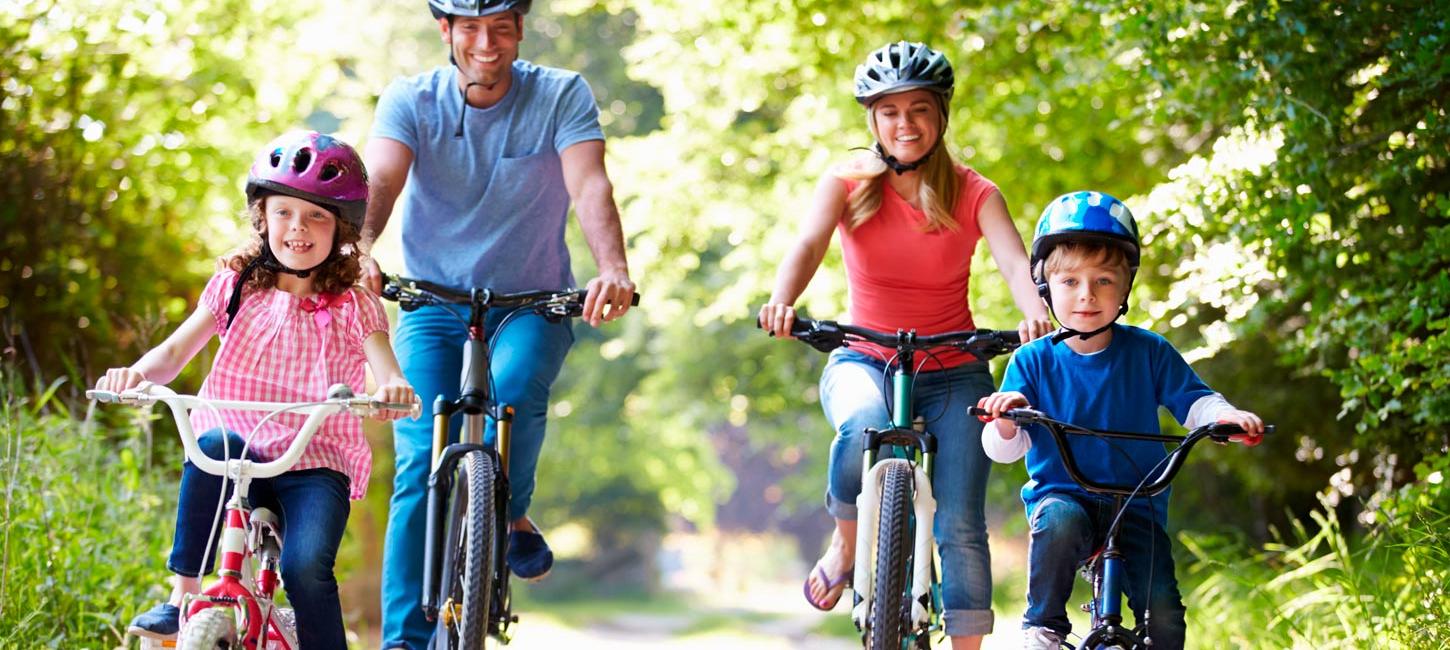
[219,194,363,297]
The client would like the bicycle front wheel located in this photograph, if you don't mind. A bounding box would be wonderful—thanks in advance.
[177,607,237,650]
[868,461,914,650]
[436,450,498,650]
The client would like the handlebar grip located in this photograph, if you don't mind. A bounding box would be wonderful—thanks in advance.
[86,389,121,403]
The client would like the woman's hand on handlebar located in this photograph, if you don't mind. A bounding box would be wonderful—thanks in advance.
[1217,408,1266,446]
[758,303,797,339]
[371,381,419,421]
[96,367,148,393]
[1017,317,1054,344]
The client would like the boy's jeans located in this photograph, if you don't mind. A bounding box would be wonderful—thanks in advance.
[1024,492,1187,649]
[170,429,351,649]
[819,348,997,637]
[381,304,573,650]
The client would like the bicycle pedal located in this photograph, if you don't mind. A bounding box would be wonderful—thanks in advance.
[136,636,178,649]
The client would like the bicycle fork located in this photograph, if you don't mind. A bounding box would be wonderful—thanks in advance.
[850,456,938,631]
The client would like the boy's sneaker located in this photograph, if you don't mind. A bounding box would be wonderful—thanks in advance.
[1024,626,1065,650]
[127,602,181,640]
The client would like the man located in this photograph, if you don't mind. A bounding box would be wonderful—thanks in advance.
[361,1,634,647]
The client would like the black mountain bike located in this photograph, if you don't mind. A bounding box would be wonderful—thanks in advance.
[382,274,638,649]
[780,317,1020,649]
[969,406,1272,649]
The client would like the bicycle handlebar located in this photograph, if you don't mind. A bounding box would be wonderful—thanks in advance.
[88,383,421,480]
[381,273,641,321]
[969,406,1273,496]
[768,315,1021,360]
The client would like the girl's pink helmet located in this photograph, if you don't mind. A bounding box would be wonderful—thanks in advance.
[245,131,369,231]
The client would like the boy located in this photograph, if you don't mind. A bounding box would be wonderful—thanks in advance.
[975,191,1264,650]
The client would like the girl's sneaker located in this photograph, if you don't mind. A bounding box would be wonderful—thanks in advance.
[128,602,181,640]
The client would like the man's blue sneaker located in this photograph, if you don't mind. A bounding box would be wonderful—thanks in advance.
[506,528,554,581]
[127,602,180,640]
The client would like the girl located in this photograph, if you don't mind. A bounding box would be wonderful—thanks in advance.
[96,131,416,647]
[759,42,1052,649]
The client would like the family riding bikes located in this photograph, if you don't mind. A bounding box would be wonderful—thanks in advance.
[89,9,1264,650]
[760,42,1267,650]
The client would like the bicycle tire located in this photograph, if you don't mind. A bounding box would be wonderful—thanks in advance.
[868,461,914,650]
[176,607,237,650]
[436,450,497,650]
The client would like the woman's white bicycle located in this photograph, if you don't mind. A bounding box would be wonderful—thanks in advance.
[88,383,418,650]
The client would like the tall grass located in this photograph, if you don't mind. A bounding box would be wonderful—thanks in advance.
[1181,454,1450,649]
[0,368,180,648]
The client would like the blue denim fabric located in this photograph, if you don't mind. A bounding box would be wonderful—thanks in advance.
[818,348,998,637]
[1023,492,1186,649]
[168,429,351,649]
[380,303,573,650]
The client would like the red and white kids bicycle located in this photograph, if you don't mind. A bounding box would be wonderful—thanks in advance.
[89,383,418,650]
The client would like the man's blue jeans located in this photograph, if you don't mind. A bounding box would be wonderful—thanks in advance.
[169,429,351,649]
[1024,492,1187,649]
[819,348,998,637]
[381,304,572,650]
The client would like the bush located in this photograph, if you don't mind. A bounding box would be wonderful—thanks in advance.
[0,368,181,647]
[1181,452,1450,648]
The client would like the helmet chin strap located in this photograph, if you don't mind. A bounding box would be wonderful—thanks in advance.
[1048,302,1127,344]
[223,241,332,331]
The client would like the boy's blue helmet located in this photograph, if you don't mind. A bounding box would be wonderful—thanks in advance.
[1030,191,1142,343]
[1030,191,1140,287]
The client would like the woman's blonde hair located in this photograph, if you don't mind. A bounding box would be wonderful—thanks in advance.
[220,195,362,297]
[836,97,961,232]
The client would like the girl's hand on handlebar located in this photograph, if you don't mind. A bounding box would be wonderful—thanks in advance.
[1017,317,1053,344]
[1217,409,1265,446]
[758,303,797,339]
[371,381,419,421]
[96,367,147,393]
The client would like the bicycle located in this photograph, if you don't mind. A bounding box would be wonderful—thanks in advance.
[776,316,1020,649]
[88,383,419,650]
[968,406,1273,650]
[380,273,639,650]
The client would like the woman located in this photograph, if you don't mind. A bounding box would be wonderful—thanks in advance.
[759,41,1052,649]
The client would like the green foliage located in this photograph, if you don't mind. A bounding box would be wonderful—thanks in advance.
[0,0,336,391]
[1181,453,1450,648]
[0,367,180,646]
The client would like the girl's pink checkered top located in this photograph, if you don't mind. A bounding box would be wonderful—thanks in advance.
[189,269,389,500]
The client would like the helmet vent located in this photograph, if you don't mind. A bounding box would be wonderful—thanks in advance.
[269,149,283,168]
[319,163,341,182]
[292,148,313,173]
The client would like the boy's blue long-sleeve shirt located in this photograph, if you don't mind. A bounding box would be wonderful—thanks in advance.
[1000,324,1213,525]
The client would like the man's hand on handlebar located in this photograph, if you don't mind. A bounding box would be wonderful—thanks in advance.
[758,303,797,339]
[582,270,635,327]
[360,254,384,296]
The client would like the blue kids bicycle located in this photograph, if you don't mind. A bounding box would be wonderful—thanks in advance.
[969,406,1272,650]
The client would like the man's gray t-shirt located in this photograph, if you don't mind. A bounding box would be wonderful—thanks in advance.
[371,60,603,292]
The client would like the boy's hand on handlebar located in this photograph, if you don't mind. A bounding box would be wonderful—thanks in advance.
[371,381,419,421]
[758,303,797,339]
[96,367,148,393]
[976,392,1029,439]
[1217,409,1265,446]
[582,271,635,327]
[1017,318,1053,344]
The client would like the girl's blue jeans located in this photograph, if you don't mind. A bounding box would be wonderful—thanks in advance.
[819,348,997,637]
[1024,492,1186,649]
[381,304,572,650]
[169,429,351,649]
